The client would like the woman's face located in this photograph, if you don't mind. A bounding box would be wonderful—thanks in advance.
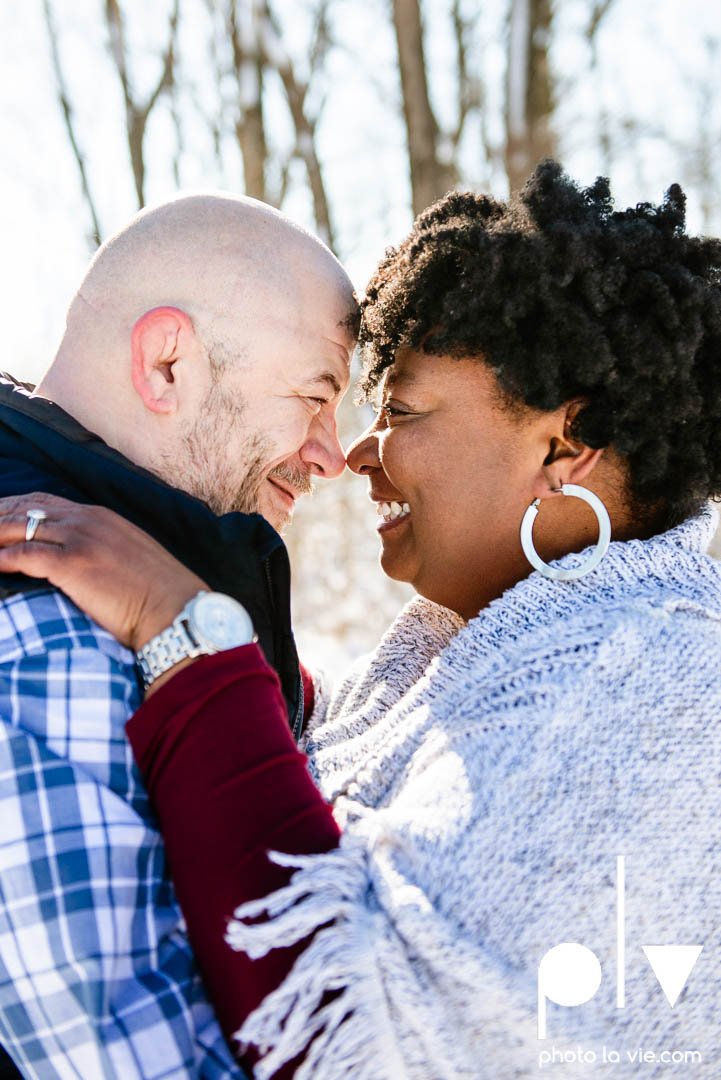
[346,351,559,618]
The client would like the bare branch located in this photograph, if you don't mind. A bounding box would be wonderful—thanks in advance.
[277,151,293,206]
[308,0,333,76]
[478,81,500,177]
[42,0,102,248]
[587,0,616,53]
[145,0,179,116]
[258,0,336,248]
[104,0,179,206]
[450,0,481,153]
[169,68,183,187]
[104,0,133,113]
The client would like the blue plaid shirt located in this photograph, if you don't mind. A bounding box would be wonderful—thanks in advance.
[0,588,246,1079]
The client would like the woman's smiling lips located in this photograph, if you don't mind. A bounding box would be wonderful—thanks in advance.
[371,496,412,533]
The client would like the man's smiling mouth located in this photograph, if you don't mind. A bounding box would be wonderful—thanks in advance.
[267,477,299,507]
[265,463,314,508]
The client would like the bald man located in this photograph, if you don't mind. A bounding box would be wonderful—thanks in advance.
[0,195,357,1079]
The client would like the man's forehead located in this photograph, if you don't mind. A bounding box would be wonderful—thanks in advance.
[224,245,355,315]
[248,283,356,343]
[339,300,361,346]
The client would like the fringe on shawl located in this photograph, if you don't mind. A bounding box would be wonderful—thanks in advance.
[225,832,543,1080]
[226,835,405,1080]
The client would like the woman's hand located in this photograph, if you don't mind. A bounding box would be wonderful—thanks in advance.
[0,493,208,652]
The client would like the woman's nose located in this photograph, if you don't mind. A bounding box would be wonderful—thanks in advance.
[345,421,381,475]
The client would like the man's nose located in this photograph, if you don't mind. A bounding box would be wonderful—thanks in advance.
[345,420,381,476]
[299,413,346,479]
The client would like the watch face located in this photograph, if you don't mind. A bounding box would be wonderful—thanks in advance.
[190,593,255,650]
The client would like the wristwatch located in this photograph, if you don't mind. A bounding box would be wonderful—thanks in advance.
[135,590,257,690]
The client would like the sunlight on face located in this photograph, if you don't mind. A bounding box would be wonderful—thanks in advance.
[163,276,355,531]
[346,351,538,617]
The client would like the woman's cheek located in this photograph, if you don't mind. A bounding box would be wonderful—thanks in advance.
[378,426,404,465]
[380,427,422,484]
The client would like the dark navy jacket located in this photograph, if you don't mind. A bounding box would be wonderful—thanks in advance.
[0,373,304,739]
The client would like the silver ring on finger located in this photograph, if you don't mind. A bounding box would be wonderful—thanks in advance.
[25,508,48,542]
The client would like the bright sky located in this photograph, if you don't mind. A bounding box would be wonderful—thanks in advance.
[0,0,719,386]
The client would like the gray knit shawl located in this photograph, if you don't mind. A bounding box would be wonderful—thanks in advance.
[228,507,721,1079]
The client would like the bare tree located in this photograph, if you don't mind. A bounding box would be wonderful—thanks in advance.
[39,0,721,659]
[206,0,335,244]
[104,0,180,208]
[42,0,103,248]
[505,0,555,192]
[391,0,456,215]
[258,0,336,247]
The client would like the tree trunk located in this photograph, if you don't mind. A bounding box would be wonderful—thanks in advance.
[392,0,455,216]
[504,0,555,193]
[230,0,268,202]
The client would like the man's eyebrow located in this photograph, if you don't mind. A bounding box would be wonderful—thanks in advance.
[306,371,344,396]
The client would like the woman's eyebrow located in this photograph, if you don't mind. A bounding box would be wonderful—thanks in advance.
[385,369,417,390]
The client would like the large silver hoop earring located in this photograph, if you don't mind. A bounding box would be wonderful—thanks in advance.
[520,483,611,582]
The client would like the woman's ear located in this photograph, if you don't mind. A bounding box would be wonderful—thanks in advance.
[530,400,605,498]
[130,306,199,416]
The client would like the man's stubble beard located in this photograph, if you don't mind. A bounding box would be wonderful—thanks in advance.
[156,374,314,529]
[159,377,272,517]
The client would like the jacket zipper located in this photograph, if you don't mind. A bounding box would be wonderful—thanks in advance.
[263,555,304,741]
[291,670,305,742]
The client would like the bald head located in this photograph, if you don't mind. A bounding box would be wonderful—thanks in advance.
[38,192,358,530]
[67,192,355,354]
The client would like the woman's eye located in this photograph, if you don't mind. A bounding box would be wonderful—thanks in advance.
[381,403,406,417]
[307,396,328,409]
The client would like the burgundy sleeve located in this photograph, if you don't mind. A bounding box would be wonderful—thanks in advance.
[125,645,341,1059]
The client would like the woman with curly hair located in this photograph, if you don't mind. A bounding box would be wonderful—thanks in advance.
[2,161,721,1078]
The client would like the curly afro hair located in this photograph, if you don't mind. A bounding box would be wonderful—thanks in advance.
[359,160,721,528]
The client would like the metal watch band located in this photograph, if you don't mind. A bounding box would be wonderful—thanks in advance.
[136,616,209,689]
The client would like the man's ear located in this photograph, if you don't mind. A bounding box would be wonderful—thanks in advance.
[530,400,605,498]
[130,306,199,415]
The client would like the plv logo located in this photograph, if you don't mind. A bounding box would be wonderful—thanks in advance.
[537,856,703,1039]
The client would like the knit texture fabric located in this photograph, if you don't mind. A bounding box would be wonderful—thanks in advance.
[228,507,721,1079]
